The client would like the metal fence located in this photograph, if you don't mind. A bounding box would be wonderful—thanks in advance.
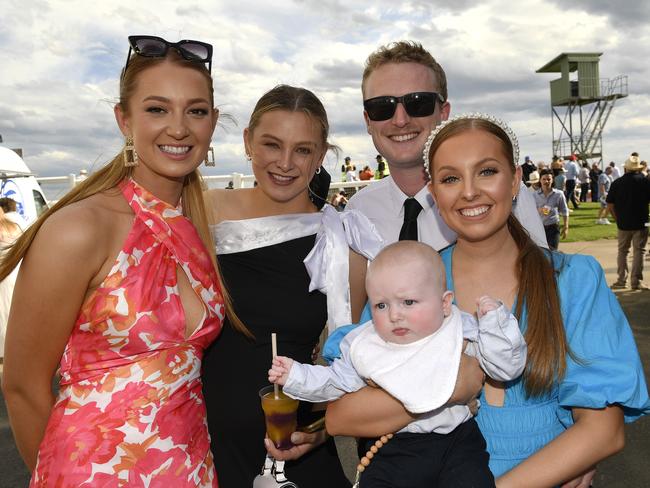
[37,172,377,204]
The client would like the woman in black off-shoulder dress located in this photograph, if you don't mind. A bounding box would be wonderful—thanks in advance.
[203,219,349,487]
[202,85,379,487]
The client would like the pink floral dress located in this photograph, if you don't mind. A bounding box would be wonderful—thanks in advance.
[31,179,223,487]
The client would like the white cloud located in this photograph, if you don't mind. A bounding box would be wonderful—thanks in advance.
[0,0,648,192]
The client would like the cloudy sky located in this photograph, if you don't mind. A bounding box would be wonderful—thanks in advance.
[1,0,648,182]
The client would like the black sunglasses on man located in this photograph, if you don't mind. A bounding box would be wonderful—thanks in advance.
[364,91,445,121]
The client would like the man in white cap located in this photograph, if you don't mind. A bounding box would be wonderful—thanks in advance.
[607,154,650,290]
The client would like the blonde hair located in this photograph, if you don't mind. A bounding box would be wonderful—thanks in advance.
[247,84,337,155]
[361,41,448,101]
[426,117,570,397]
[0,49,243,334]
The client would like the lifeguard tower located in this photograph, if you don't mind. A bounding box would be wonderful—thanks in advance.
[536,53,628,165]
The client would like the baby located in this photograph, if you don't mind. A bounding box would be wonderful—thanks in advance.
[269,241,526,487]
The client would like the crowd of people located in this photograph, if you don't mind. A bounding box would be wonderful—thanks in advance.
[0,36,648,488]
[520,153,648,213]
[340,154,390,182]
[514,152,650,256]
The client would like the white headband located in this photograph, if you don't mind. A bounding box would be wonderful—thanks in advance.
[422,113,520,180]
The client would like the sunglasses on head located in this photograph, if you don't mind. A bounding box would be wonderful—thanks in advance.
[123,35,213,75]
[363,92,445,121]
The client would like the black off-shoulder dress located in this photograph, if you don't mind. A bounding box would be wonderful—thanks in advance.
[202,214,351,488]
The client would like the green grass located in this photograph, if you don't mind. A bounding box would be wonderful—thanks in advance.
[562,202,618,242]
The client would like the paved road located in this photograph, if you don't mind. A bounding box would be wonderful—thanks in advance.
[1,239,648,486]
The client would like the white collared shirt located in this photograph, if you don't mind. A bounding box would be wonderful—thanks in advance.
[346,175,547,250]
[346,176,456,250]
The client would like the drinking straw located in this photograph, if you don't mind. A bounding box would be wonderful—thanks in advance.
[271,333,279,399]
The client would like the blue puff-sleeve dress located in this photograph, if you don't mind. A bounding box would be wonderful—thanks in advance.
[440,246,650,478]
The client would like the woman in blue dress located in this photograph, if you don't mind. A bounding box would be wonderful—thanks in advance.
[326,114,649,487]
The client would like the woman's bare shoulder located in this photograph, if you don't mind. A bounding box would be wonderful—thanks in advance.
[204,188,255,224]
[36,191,132,255]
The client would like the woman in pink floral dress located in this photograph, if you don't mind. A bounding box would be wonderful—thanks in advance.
[1,36,229,487]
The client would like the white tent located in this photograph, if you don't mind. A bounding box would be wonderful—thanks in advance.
[0,146,32,175]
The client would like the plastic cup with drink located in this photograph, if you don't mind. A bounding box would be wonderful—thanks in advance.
[260,333,300,450]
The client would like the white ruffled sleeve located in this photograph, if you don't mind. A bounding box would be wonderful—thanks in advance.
[303,205,384,333]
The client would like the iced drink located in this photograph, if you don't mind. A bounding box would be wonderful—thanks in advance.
[259,385,299,450]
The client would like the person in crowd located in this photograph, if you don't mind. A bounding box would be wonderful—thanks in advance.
[330,190,349,211]
[0,197,28,231]
[327,114,650,488]
[577,162,590,203]
[201,85,382,487]
[564,155,580,209]
[551,159,567,193]
[346,164,359,182]
[526,170,540,191]
[271,241,525,488]
[341,156,353,181]
[607,154,650,290]
[596,166,613,225]
[374,154,389,179]
[609,161,621,181]
[0,208,21,361]
[536,161,549,171]
[533,169,569,250]
[551,155,560,167]
[1,36,226,485]
[589,162,601,202]
[521,156,536,187]
[359,165,374,180]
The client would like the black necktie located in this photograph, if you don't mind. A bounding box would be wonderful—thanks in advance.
[399,198,423,241]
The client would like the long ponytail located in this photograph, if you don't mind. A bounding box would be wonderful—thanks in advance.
[508,215,569,397]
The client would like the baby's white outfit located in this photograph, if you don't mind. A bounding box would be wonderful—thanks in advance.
[283,304,526,434]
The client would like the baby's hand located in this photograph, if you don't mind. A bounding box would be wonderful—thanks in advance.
[268,356,294,386]
[476,295,500,317]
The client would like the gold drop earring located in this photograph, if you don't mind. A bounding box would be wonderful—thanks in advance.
[204,147,215,167]
[123,136,138,167]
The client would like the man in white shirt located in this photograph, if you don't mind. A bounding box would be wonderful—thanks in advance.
[346,41,546,249]
[609,161,621,181]
[564,155,580,209]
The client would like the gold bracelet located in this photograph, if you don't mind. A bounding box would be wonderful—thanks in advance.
[300,416,326,434]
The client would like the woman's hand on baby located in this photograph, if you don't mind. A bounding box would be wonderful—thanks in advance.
[476,295,500,317]
[268,356,293,385]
